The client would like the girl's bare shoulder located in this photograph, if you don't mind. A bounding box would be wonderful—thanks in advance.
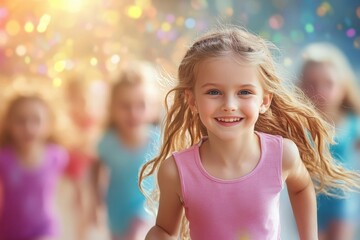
[281,138,302,175]
[158,156,181,192]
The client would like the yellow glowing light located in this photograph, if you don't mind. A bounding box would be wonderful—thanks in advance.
[53,77,62,88]
[127,5,142,19]
[24,56,31,64]
[67,0,83,12]
[50,0,83,12]
[24,22,35,33]
[53,52,67,61]
[6,20,21,36]
[54,60,66,72]
[161,22,171,32]
[37,14,51,33]
[16,45,27,56]
[90,57,98,66]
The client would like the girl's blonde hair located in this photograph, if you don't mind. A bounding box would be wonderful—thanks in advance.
[139,27,360,238]
[299,42,360,114]
[0,93,67,147]
[105,61,161,129]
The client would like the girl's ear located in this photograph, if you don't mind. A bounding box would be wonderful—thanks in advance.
[260,92,273,113]
[185,90,197,113]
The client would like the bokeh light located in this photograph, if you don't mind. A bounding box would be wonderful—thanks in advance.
[90,57,98,66]
[185,18,196,29]
[0,0,358,85]
[6,20,21,36]
[15,45,27,56]
[24,22,35,33]
[269,14,284,30]
[52,77,62,87]
[127,5,142,19]
[305,23,314,33]
[317,2,332,17]
[346,28,356,38]
[37,14,52,33]
[54,60,66,73]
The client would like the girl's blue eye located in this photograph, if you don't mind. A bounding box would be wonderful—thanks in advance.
[207,90,221,95]
[239,90,252,95]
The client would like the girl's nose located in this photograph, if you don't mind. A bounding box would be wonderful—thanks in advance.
[221,96,237,112]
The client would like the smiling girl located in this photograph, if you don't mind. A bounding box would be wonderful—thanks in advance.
[139,28,360,240]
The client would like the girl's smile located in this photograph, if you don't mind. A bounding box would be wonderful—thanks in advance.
[215,117,244,127]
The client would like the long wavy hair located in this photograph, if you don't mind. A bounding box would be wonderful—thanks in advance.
[139,27,360,239]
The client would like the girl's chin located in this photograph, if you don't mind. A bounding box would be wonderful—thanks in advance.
[118,124,147,133]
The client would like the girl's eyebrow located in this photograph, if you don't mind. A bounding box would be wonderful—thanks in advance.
[200,83,258,88]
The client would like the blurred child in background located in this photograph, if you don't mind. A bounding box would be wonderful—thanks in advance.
[61,76,108,240]
[0,93,69,240]
[299,43,360,240]
[92,61,161,240]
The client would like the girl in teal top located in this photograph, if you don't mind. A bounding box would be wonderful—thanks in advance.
[299,43,360,240]
[93,61,161,240]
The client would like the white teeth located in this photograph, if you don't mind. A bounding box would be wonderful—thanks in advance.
[216,117,241,122]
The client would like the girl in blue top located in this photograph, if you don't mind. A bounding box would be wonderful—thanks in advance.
[93,61,161,240]
[299,43,360,240]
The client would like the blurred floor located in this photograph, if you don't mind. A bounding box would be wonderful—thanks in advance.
[55,180,360,239]
[56,177,110,240]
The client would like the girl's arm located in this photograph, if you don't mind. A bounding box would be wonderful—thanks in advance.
[90,159,108,224]
[146,156,184,240]
[282,139,318,240]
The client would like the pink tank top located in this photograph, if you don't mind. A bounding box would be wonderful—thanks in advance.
[173,132,283,240]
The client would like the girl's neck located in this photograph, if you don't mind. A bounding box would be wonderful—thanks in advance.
[116,125,148,149]
[14,142,45,168]
[201,131,260,167]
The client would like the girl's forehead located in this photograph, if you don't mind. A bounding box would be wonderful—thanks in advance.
[195,55,261,86]
[304,63,340,80]
[118,83,148,94]
[11,99,48,114]
[115,84,148,100]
